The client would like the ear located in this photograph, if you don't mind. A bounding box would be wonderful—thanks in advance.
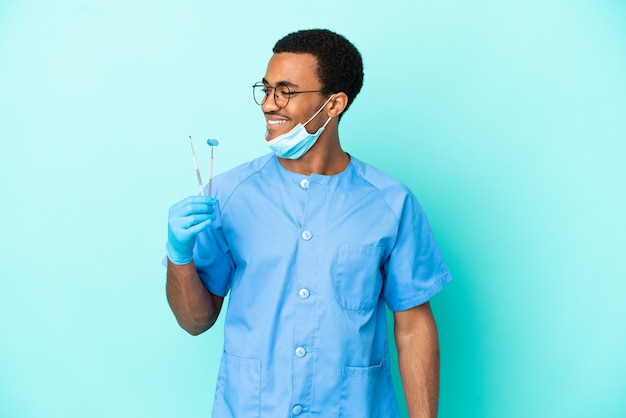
[326,92,349,118]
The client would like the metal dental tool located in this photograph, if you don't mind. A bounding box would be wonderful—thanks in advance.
[188,135,205,196]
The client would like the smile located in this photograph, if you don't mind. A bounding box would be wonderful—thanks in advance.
[267,119,288,125]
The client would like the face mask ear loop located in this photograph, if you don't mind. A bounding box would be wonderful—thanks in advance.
[304,94,336,126]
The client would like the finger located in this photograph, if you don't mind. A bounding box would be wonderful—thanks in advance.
[170,202,216,218]
[180,203,216,215]
[177,213,216,229]
[169,214,209,231]
[178,195,216,207]
[185,217,214,235]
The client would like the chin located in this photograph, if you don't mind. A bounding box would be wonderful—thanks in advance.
[265,130,285,142]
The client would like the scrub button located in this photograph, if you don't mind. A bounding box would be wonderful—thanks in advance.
[298,288,310,299]
[300,179,309,189]
[301,230,312,240]
[295,347,306,358]
[292,405,303,415]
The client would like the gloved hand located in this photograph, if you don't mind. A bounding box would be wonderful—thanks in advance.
[166,196,216,265]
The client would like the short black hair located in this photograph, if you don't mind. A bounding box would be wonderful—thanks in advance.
[273,29,364,117]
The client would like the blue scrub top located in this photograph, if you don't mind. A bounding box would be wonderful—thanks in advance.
[191,154,451,418]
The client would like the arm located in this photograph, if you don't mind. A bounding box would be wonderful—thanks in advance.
[394,301,440,418]
[165,195,223,335]
[166,260,224,335]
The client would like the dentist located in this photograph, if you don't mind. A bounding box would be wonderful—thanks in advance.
[165,29,451,418]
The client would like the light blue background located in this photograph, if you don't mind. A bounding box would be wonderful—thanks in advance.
[1,1,625,417]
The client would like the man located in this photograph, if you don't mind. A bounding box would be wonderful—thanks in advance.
[165,29,451,418]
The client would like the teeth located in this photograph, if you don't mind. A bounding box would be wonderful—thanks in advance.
[268,120,287,125]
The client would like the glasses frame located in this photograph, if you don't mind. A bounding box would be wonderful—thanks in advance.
[252,82,333,109]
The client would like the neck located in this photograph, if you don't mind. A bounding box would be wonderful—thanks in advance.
[277,128,349,176]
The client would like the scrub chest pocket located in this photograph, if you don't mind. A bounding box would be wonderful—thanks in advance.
[334,243,385,312]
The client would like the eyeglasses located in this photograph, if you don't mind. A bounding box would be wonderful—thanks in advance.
[252,82,332,109]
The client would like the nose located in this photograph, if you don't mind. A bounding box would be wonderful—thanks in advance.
[261,90,280,113]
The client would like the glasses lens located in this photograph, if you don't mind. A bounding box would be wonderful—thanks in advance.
[253,83,267,106]
[252,83,292,108]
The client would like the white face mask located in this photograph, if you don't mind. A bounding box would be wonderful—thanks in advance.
[266,94,335,159]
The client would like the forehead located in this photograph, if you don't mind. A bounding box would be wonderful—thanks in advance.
[263,52,320,87]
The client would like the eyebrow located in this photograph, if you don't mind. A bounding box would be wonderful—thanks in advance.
[262,77,299,88]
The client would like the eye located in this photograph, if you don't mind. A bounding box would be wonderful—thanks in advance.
[276,86,291,97]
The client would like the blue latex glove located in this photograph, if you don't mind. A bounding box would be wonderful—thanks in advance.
[166,196,216,265]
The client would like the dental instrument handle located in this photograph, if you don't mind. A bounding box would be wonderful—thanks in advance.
[206,139,219,197]
[209,147,214,197]
[188,135,205,196]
